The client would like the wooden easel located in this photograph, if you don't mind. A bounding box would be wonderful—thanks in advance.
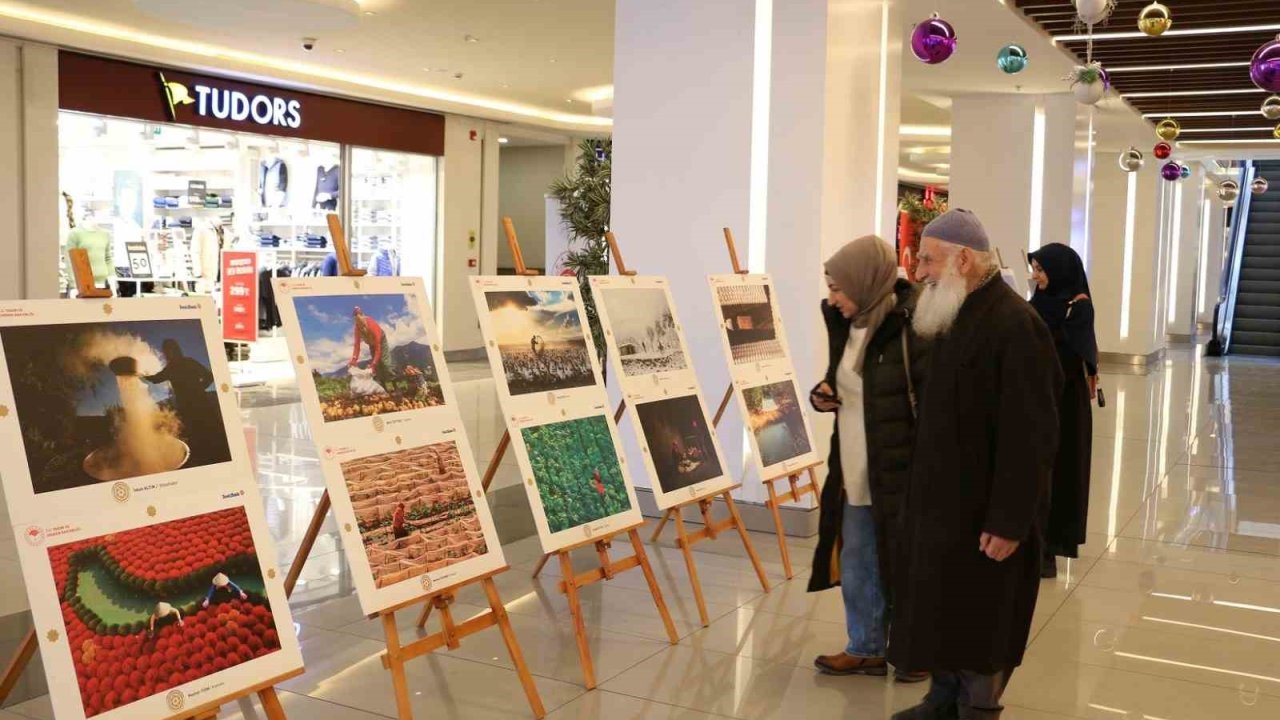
[647,228,821,580]
[477,219,679,689]
[279,215,544,718]
[0,250,296,719]
[595,231,770,627]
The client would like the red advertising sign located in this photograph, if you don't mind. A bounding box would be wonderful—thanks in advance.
[221,251,258,343]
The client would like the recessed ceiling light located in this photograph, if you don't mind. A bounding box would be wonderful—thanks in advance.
[1054,23,1280,43]
[1142,111,1259,118]
[335,49,346,54]
[549,58,558,63]
[1107,61,1250,74]
[565,98,573,103]
[498,137,509,144]
[500,82,511,88]
[1123,88,1265,99]
[1179,127,1278,133]
[465,34,479,43]
[363,10,375,16]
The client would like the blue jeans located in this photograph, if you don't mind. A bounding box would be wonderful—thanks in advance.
[841,503,887,657]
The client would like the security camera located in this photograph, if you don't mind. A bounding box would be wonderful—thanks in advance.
[302,37,317,51]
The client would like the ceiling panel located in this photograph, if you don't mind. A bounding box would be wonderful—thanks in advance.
[1012,0,1280,143]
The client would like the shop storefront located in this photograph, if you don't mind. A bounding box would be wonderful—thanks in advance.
[55,52,445,371]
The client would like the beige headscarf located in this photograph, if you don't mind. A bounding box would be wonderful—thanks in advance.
[823,235,898,370]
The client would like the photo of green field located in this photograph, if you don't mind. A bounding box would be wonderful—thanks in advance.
[520,415,631,533]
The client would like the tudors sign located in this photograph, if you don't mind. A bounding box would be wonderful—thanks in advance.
[161,72,302,129]
[59,51,445,156]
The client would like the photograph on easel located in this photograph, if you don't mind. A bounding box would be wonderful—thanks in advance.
[41,504,296,720]
[341,440,489,588]
[595,286,687,376]
[713,283,785,364]
[481,289,596,395]
[290,293,444,422]
[520,414,633,533]
[743,380,813,468]
[0,319,232,494]
[634,394,723,493]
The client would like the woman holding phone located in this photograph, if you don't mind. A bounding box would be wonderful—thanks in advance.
[1028,243,1099,578]
[808,235,930,683]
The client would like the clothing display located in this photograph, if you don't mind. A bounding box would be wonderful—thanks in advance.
[65,226,114,284]
[313,164,341,210]
[260,157,289,207]
[372,247,400,276]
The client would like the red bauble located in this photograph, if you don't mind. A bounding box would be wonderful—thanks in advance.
[1154,142,1173,159]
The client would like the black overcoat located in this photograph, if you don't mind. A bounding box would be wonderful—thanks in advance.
[887,276,1063,674]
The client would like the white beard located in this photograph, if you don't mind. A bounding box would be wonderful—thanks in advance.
[913,266,967,339]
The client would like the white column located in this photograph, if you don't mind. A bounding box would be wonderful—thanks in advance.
[949,93,1077,292]
[1165,164,1205,337]
[0,39,57,301]
[612,0,900,499]
[1197,182,1229,325]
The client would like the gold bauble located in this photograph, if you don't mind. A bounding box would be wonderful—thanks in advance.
[1262,95,1280,121]
[1137,2,1172,36]
[1274,123,1280,140]
[1155,117,1180,142]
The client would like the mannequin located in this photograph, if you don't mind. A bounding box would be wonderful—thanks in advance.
[65,208,114,286]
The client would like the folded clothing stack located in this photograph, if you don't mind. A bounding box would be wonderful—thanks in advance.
[258,234,282,247]
[302,233,328,249]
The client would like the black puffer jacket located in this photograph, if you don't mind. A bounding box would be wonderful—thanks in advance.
[807,279,931,596]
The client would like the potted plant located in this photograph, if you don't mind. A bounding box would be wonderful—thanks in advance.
[548,139,612,372]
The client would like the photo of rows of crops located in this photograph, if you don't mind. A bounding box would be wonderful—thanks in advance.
[521,415,631,533]
[47,507,282,717]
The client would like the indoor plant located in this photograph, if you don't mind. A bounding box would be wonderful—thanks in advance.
[548,138,612,369]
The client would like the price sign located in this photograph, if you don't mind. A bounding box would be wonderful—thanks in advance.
[221,250,259,342]
[124,241,153,278]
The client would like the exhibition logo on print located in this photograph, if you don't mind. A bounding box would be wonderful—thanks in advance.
[291,294,444,422]
[0,319,232,494]
[483,290,596,396]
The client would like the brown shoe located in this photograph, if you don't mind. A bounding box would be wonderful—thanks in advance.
[895,670,930,683]
[814,652,888,676]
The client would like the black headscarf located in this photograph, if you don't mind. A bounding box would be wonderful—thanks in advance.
[1029,243,1098,375]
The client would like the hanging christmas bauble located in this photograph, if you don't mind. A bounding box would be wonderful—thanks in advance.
[1160,161,1181,182]
[1153,141,1172,159]
[1118,147,1144,173]
[1155,117,1180,142]
[1137,2,1172,36]
[1262,96,1280,121]
[997,44,1028,75]
[1253,177,1270,195]
[1075,0,1113,25]
[1219,180,1241,205]
[1251,35,1280,92]
[1274,123,1280,140]
[910,14,957,65]
[1180,164,1191,180]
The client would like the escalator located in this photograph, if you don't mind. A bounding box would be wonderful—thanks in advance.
[1226,161,1280,356]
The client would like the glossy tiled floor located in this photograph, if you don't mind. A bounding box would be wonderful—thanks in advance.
[4,346,1280,719]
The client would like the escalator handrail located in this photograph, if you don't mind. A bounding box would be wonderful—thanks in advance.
[1219,163,1255,353]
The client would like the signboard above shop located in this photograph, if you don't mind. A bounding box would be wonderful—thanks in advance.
[58,52,445,156]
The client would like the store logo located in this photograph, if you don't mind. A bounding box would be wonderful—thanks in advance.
[158,71,302,129]
[111,482,131,504]
[166,690,186,712]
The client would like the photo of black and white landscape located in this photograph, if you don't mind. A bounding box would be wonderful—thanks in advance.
[597,287,687,377]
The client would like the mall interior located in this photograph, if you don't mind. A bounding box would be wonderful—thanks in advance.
[1,0,1280,718]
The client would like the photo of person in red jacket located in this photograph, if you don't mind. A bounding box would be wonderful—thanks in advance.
[350,306,394,387]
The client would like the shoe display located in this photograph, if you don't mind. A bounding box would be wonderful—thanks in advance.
[813,652,888,676]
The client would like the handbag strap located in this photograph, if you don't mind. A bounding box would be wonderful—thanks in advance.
[900,312,918,420]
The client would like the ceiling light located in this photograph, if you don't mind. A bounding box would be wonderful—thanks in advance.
[497,137,509,144]
[1142,111,1258,118]
[464,34,479,43]
[335,49,345,54]
[1179,127,1278,133]
[900,124,951,137]
[571,85,614,103]
[1054,23,1280,43]
[363,10,375,15]
[549,58,558,63]
[1178,139,1280,145]
[1122,88,1265,99]
[0,3,611,128]
[1107,61,1251,74]
[565,98,573,103]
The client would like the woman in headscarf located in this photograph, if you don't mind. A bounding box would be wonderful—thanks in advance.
[808,235,931,683]
[1028,243,1098,579]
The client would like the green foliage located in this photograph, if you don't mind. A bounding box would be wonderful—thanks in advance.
[898,191,948,224]
[522,415,629,533]
[548,139,612,369]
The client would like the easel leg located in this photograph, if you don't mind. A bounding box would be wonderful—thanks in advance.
[381,611,415,720]
[557,552,597,689]
[649,509,673,542]
[256,687,286,720]
[480,430,511,493]
[530,553,551,579]
[673,513,710,627]
[0,628,36,705]
[724,493,771,592]
[284,491,332,598]
[482,578,546,718]
[628,530,680,644]
[414,600,433,629]
[765,480,794,579]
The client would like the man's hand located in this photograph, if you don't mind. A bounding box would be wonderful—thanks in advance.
[979,532,1020,562]
[1088,375,1099,400]
[810,382,841,412]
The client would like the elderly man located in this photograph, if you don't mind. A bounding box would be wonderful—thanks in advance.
[889,210,1062,720]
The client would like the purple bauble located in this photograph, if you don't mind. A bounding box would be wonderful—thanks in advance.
[1251,35,1280,93]
[1161,161,1182,182]
[911,14,957,65]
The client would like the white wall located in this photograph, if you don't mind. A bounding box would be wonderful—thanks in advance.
[0,39,58,300]
[1198,185,1229,325]
[497,145,569,271]
[1166,165,1205,336]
